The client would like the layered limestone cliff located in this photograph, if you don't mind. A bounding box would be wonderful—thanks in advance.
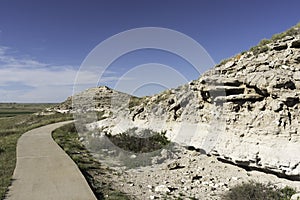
[53,23,300,180]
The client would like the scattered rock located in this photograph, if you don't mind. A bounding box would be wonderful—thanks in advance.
[149,195,157,199]
[269,100,284,112]
[192,175,203,181]
[167,161,185,170]
[107,148,300,200]
[224,61,235,68]
[154,185,170,193]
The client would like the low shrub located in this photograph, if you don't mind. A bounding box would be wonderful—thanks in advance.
[105,128,170,153]
[259,38,271,46]
[271,24,300,41]
[250,45,269,55]
[222,181,296,200]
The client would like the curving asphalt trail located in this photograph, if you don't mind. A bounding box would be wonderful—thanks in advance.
[5,121,97,200]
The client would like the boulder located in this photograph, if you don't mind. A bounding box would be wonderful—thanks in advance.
[154,185,170,193]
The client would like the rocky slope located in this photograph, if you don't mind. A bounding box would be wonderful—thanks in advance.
[108,146,300,200]
[53,23,300,181]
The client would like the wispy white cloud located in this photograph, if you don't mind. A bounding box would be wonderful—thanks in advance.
[0,46,48,68]
[0,46,118,102]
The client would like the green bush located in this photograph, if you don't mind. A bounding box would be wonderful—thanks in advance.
[259,45,269,53]
[105,128,170,153]
[250,45,269,55]
[222,181,296,200]
[259,38,271,46]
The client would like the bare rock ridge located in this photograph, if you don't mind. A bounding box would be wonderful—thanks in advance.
[52,23,300,180]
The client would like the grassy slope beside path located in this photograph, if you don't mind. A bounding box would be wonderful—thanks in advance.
[0,112,73,200]
[52,123,130,200]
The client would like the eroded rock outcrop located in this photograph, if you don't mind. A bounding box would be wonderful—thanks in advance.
[53,23,300,180]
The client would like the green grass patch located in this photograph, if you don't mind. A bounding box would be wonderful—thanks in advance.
[222,181,297,200]
[0,111,72,200]
[52,123,130,200]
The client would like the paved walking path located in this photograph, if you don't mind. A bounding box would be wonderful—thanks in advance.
[5,121,97,200]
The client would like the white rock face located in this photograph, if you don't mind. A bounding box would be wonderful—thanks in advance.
[291,193,300,200]
[55,27,300,180]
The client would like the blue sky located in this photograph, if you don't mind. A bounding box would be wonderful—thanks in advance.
[0,0,299,102]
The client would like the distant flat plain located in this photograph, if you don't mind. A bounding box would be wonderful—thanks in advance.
[0,103,55,118]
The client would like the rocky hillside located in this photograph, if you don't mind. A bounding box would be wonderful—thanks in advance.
[53,23,300,180]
